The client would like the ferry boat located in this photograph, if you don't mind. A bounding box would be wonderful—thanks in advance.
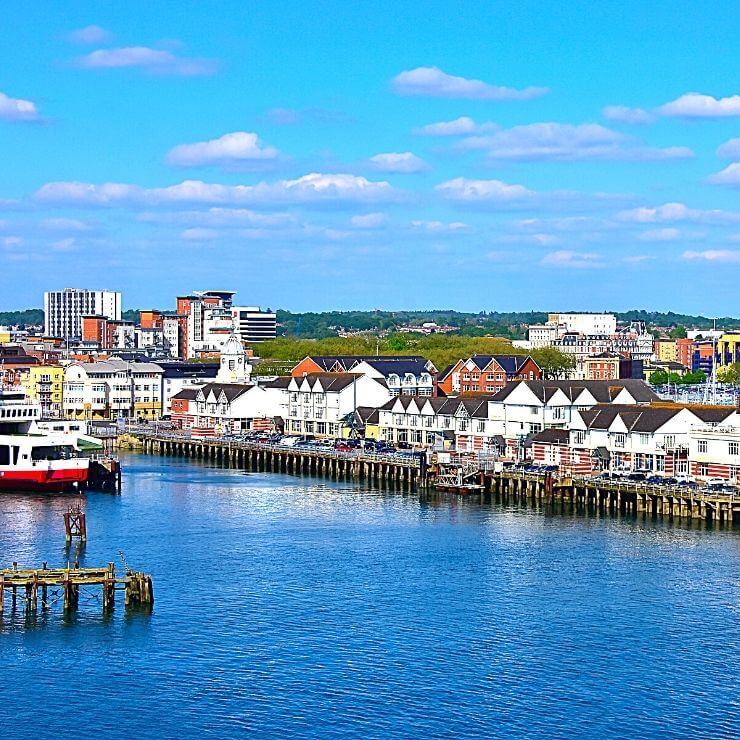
[0,389,90,492]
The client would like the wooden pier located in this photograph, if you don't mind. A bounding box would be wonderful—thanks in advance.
[480,471,740,524]
[119,433,427,489]
[0,562,153,614]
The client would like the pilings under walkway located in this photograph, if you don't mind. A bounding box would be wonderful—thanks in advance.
[119,434,426,490]
[481,471,740,524]
[0,562,154,614]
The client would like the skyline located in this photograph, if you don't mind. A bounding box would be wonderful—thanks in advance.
[1,1,739,312]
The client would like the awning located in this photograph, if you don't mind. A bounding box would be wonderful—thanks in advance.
[77,436,104,451]
[592,446,610,461]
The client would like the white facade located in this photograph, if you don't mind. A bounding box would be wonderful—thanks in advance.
[284,374,390,437]
[216,332,252,384]
[231,306,277,344]
[549,313,617,335]
[44,288,121,340]
[63,358,163,419]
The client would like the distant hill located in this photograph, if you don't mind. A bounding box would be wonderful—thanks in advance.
[0,309,44,327]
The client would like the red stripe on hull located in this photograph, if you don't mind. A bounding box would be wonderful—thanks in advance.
[0,467,88,492]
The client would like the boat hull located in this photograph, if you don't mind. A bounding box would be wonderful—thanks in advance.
[0,466,89,492]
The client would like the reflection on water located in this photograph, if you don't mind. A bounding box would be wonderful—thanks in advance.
[0,452,737,739]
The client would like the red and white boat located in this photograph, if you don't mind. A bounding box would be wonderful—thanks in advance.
[0,389,90,492]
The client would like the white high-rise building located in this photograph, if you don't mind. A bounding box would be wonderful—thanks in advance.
[44,288,121,340]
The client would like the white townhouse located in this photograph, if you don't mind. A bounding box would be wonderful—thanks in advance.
[531,404,739,477]
[350,359,436,397]
[688,420,740,482]
[378,396,501,452]
[283,373,391,437]
[182,382,275,435]
[63,358,163,420]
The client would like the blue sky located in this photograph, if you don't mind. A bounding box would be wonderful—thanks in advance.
[1,1,739,313]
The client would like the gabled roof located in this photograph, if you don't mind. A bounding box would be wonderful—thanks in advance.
[467,354,536,373]
[263,376,292,389]
[490,379,659,405]
[298,355,434,373]
[578,404,683,433]
[352,357,435,377]
[531,428,570,445]
[195,382,254,403]
[171,388,200,401]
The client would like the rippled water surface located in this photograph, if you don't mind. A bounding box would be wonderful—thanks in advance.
[1,453,738,739]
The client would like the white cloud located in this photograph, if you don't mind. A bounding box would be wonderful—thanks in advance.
[76,47,216,76]
[638,227,682,242]
[456,122,692,161]
[368,152,429,173]
[181,228,220,241]
[35,173,402,207]
[138,208,295,227]
[68,25,113,44]
[0,91,40,121]
[541,250,603,268]
[350,212,388,228]
[42,217,93,232]
[391,66,547,101]
[413,116,497,136]
[682,250,740,263]
[708,163,740,187]
[717,138,740,159]
[166,132,280,168]
[1,236,23,248]
[410,220,469,233]
[616,202,740,224]
[436,177,535,204]
[658,93,740,118]
[602,106,655,124]
[50,238,79,252]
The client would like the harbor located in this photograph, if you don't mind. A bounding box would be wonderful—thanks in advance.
[1,453,736,738]
[117,430,740,525]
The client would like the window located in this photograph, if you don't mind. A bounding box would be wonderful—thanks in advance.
[476,420,485,433]
[572,431,585,445]
[317,422,326,435]
[730,442,739,456]
[414,430,422,444]
[459,419,469,432]
[613,433,626,448]
[664,435,675,449]
[698,463,708,476]
[698,440,708,454]
[639,433,650,445]
[486,385,495,392]
[656,456,665,472]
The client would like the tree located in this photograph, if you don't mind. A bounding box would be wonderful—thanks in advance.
[530,347,576,379]
[649,370,669,385]
[718,363,740,385]
[669,325,688,339]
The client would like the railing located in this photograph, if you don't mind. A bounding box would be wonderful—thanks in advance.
[126,429,423,467]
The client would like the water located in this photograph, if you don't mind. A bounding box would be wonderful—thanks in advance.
[1,454,738,739]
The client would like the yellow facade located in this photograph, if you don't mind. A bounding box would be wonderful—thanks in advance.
[654,340,677,363]
[23,365,65,416]
[134,401,162,420]
[0,330,11,344]
[716,333,740,367]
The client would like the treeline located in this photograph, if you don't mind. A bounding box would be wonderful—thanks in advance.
[254,335,575,379]
[275,309,740,338]
[0,309,44,327]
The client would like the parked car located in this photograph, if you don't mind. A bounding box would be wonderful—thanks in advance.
[626,472,646,481]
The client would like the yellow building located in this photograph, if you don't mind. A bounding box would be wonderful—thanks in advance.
[0,330,12,344]
[654,339,678,363]
[23,365,65,417]
[716,332,740,368]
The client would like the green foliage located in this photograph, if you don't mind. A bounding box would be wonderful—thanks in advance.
[0,309,44,327]
[253,334,525,372]
[668,325,688,339]
[530,347,576,379]
[718,363,740,385]
[649,369,706,386]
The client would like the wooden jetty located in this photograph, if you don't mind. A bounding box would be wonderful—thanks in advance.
[84,456,122,493]
[0,562,153,613]
[119,432,427,489]
[479,470,740,524]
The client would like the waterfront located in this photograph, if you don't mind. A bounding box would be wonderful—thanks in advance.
[1,454,738,739]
